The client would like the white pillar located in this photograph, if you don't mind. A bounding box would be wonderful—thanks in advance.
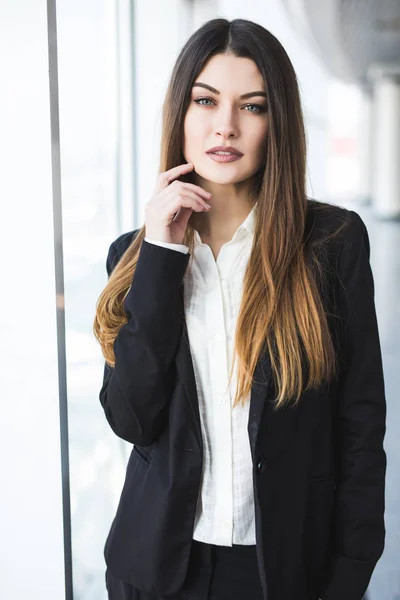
[368,65,400,218]
[358,86,374,206]
[0,1,67,599]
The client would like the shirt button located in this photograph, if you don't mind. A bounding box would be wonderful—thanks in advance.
[223,520,229,528]
[220,396,227,404]
[215,333,222,342]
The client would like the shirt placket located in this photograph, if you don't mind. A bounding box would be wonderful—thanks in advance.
[205,245,234,545]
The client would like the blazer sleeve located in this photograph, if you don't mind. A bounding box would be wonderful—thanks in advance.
[321,210,387,600]
[99,238,190,446]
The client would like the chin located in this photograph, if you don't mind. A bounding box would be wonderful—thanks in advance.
[209,176,244,185]
[194,163,250,185]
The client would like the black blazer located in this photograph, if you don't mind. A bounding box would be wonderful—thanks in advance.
[99,201,386,600]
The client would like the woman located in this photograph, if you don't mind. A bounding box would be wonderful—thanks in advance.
[93,18,386,600]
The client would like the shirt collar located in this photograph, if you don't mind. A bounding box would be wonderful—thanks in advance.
[240,201,257,235]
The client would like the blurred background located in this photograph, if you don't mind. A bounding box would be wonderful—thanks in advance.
[0,1,398,599]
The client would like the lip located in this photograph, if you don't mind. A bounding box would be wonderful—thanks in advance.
[207,153,242,163]
[206,145,243,156]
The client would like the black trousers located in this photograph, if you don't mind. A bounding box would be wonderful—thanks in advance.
[105,539,265,600]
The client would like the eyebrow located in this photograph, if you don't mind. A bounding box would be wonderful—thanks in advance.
[192,82,267,100]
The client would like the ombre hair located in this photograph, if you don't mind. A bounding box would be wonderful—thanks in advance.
[93,18,348,411]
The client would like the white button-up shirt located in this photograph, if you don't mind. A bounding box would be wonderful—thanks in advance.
[144,203,257,546]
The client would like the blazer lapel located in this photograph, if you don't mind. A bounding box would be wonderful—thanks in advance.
[175,307,203,441]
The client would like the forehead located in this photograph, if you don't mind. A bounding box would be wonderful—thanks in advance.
[194,54,265,93]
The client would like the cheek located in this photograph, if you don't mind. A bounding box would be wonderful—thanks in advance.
[184,114,194,141]
[183,116,193,155]
[184,115,207,151]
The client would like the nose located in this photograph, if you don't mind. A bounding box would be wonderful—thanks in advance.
[214,106,238,139]
[216,127,236,139]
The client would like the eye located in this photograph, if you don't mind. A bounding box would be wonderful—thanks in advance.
[193,97,215,107]
[193,97,266,114]
[243,103,266,114]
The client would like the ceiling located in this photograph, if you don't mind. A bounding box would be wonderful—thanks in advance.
[284,0,400,84]
[339,0,400,82]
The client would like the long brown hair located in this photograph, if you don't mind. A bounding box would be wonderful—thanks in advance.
[94,18,348,411]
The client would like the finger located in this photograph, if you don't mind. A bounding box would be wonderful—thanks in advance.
[163,189,210,212]
[154,162,194,193]
[179,182,212,201]
[166,195,209,220]
[172,206,195,230]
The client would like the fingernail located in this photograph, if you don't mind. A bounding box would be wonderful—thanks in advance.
[205,203,211,209]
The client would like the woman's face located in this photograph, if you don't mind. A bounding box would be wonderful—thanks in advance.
[183,53,268,186]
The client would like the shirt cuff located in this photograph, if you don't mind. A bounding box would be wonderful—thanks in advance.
[144,238,189,255]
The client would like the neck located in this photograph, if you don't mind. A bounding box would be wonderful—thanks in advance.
[192,203,254,243]
[190,177,257,242]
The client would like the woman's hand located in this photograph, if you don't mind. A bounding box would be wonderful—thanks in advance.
[144,162,211,244]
